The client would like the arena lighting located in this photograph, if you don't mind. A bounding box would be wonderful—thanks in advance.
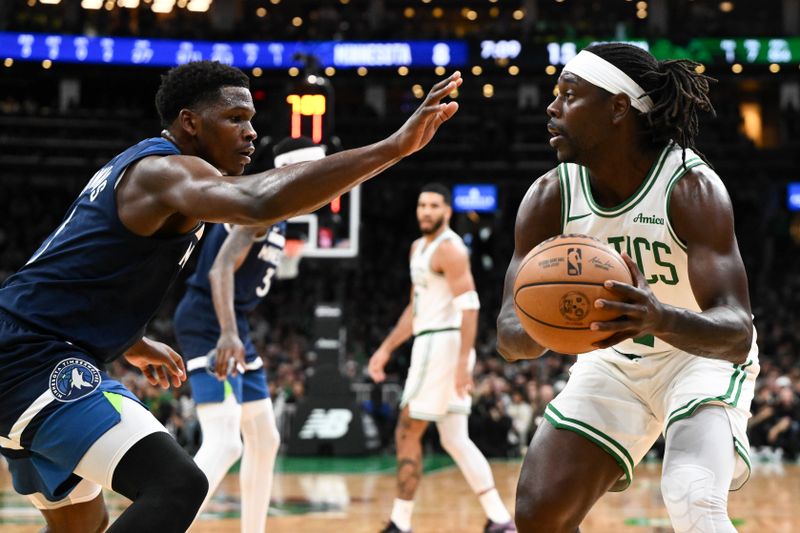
[186,0,211,12]
[39,0,60,4]
[117,0,140,7]
[151,0,175,13]
[80,0,101,9]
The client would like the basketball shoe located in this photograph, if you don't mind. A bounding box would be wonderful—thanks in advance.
[483,519,517,533]
[379,520,411,533]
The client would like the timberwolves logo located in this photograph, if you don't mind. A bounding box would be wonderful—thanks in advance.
[49,358,101,402]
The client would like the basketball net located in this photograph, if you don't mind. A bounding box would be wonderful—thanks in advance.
[277,239,304,280]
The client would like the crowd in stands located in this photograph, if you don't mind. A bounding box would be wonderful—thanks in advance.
[2,0,790,42]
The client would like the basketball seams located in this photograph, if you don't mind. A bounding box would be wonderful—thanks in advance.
[512,301,594,331]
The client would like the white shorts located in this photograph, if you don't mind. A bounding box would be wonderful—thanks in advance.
[547,341,759,492]
[400,329,475,421]
[27,395,168,510]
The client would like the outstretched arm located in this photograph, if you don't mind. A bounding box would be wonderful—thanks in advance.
[208,225,262,378]
[496,169,562,362]
[120,73,463,236]
[592,167,753,363]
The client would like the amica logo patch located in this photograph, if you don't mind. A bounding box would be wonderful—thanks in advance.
[633,213,664,225]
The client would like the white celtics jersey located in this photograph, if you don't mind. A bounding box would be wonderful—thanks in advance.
[409,228,465,335]
[560,143,706,356]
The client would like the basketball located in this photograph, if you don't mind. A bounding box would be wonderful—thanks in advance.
[513,234,633,355]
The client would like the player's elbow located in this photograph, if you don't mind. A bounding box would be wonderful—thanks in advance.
[495,337,517,362]
[731,326,753,365]
[495,317,531,362]
[246,200,283,227]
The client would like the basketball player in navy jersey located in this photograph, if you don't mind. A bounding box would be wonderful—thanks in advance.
[497,44,758,532]
[173,136,325,533]
[0,61,461,532]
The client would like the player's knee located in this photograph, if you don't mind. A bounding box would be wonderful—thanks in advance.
[661,464,726,533]
[514,481,576,533]
[265,425,281,455]
[217,434,244,466]
[166,461,209,515]
[39,504,109,533]
[437,430,466,454]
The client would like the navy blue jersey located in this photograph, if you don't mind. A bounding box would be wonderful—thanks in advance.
[0,138,204,363]
[174,223,284,359]
[185,223,285,313]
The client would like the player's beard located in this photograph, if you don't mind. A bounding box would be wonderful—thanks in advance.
[419,216,445,235]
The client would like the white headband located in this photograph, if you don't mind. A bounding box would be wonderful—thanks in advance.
[562,50,654,113]
[274,145,327,168]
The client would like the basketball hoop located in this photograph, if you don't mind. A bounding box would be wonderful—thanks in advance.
[277,239,304,280]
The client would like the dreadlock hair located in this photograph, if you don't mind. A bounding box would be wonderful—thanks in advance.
[585,42,716,165]
[155,60,250,128]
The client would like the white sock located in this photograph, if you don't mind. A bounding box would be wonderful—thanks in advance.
[192,394,243,521]
[240,399,280,533]
[479,488,512,524]
[390,498,414,531]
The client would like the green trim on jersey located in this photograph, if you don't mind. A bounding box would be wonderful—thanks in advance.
[664,360,753,433]
[400,335,434,408]
[664,158,705,252]
[558,164,571,232]
[103,391,124,414]
[732,437,752,491]
[544,404,634,491]
[579,145,670,218]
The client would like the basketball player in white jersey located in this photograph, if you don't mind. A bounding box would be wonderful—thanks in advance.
[497,43,759,532]
[369,183,516,533]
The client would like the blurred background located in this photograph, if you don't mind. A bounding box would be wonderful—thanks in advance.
[1,0,800,470]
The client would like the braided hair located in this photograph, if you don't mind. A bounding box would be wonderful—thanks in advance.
[585,42,715,164]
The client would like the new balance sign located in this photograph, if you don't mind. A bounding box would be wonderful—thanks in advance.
[298,408,353,439]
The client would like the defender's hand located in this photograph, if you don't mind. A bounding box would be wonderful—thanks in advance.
[590,253,666,349]
[216,332,246,379]
[125,339,186,389]
[388,72,462,158]
[368,347,391,383]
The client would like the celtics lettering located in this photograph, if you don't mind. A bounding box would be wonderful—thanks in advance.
[606,236,678,285]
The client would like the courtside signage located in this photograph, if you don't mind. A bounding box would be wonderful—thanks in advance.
[453,184,498,213]
[787,183,800,211]
[0,31,467,68]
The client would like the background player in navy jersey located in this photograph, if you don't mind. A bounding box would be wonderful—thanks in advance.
[174,136,325,533]
[0,61,461,533]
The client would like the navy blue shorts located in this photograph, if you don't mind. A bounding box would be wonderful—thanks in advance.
[173,296,269,405]
[0,312,142,502]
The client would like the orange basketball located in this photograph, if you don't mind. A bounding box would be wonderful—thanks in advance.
[513,234,633,355]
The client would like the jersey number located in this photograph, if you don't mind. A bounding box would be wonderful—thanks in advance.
[256,267,276,298]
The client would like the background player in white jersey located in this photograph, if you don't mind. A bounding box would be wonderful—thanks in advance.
[369,183,516,533]
[174,136,325,532]
[497,43,759,533]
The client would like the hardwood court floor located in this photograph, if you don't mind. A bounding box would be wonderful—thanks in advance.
[1,457,799,532]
